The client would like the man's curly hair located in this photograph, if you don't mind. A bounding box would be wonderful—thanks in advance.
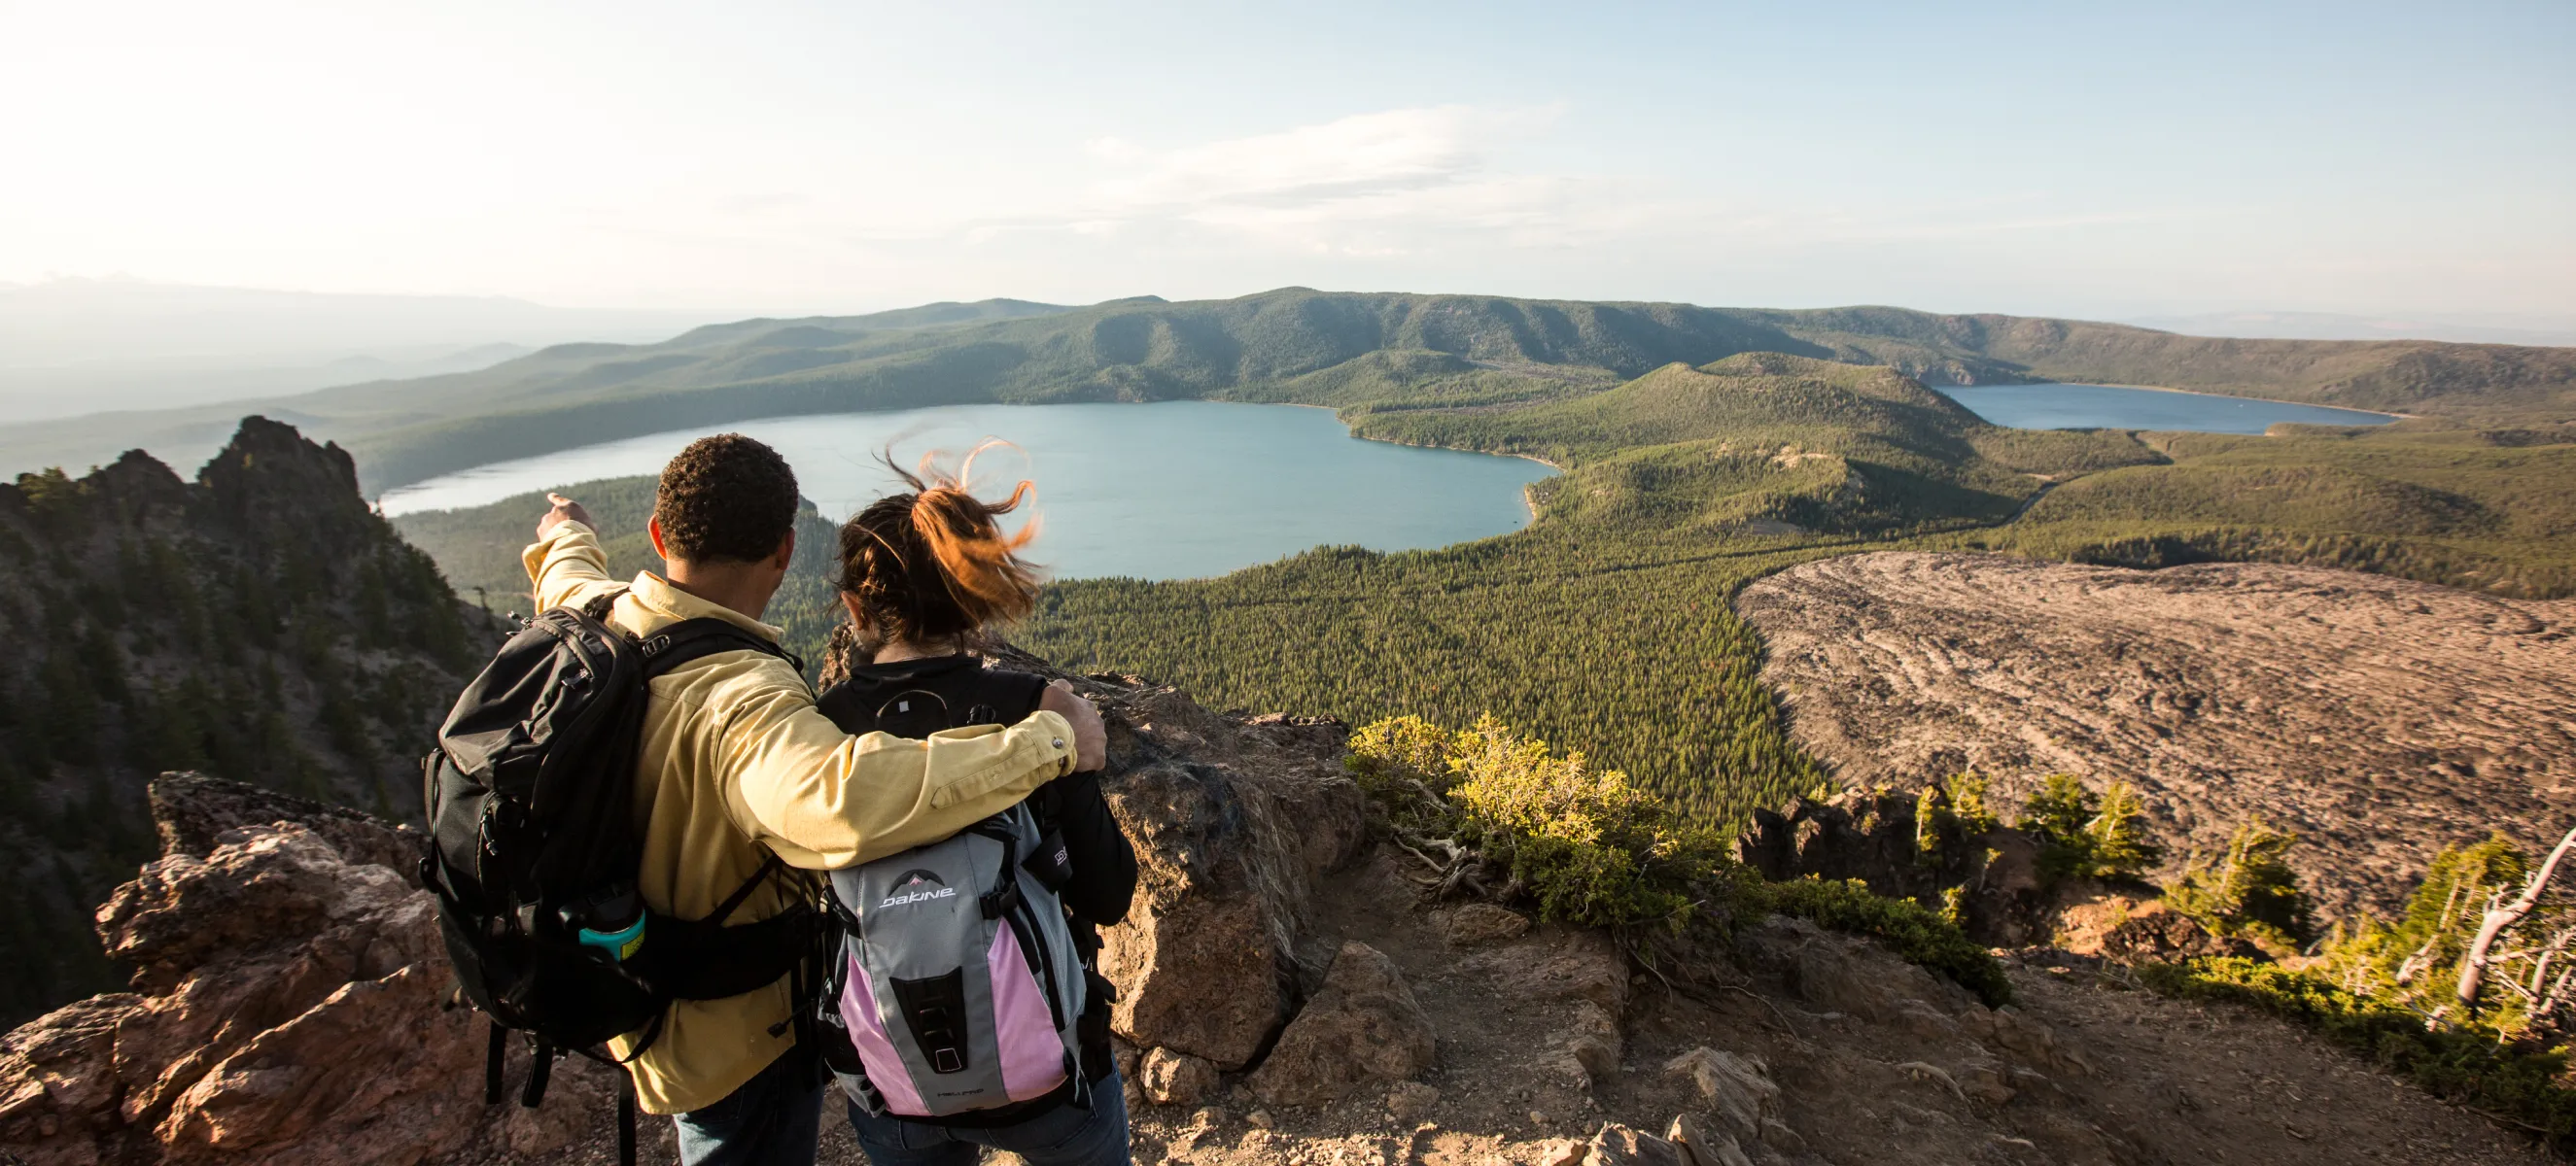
[653,433,799,564]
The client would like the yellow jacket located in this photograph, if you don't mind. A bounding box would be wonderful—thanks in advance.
[522,522,1078,1115]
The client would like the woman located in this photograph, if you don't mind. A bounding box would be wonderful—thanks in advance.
[813,446,1137,1166]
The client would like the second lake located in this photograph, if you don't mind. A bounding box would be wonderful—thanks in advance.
[376,401,1558,581]
[1934,382,2399,433]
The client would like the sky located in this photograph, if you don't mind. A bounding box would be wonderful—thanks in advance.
[4,0,2571,320]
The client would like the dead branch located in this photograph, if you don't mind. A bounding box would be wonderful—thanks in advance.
[2458,820,2576,1019]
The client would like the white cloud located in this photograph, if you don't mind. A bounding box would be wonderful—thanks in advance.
[1092,106,1490,209]
[1022,105,1625,257]
[972,107,2207,263]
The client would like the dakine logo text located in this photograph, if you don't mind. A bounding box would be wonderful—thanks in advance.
[881,870,957,909]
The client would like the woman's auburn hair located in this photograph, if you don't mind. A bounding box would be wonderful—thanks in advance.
[835,441,1043,647]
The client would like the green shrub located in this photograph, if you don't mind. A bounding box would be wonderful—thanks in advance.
[2139,957,2576,1145]
[1755,875,2013,1007]
[1914,772,1998,866]
[1345,713,2011,1006]
[2014,773,2160,882]
[1347,713,1727,930]
[2167,816,2315,946]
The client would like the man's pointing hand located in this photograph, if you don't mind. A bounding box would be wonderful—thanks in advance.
[537,492,594,540]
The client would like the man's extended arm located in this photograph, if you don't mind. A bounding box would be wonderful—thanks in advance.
[706,661,1084,868]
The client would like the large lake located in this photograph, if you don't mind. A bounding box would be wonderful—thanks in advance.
[1934,383,2398,433]
[376,401,1557,581]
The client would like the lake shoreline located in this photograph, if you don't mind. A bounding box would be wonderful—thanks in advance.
[1259,399,1563,520]
[381,399,1555,581]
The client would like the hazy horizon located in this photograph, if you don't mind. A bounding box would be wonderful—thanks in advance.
[5,1,2570,324]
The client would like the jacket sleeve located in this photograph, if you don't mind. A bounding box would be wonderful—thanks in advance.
[705,657,1080,869]
[521,521,625,612]
[1051,772,1139,927]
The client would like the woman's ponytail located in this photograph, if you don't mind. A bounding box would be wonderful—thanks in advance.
[836,441,1044,648]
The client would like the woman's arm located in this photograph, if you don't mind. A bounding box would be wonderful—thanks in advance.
[1050,771,1138,926]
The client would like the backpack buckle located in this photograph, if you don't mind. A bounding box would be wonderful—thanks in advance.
[979,879,1022,920]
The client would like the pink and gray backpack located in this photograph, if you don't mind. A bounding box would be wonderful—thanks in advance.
[818,801,1089,1119]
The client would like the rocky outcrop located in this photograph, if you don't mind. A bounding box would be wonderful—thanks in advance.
[148,771,427,883]
[0,775,604,1166]
[0,418,498,1027]
[1732,787,2051,945]
[1089,694,1367,1069]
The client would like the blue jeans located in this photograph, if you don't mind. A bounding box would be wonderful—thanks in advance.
[673,1048,826,1166]
[845,1072,1131,1166]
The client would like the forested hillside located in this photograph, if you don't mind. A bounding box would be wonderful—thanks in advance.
[16,289,2572,494]
[1961,425,2576,598]
[0,419,495,1024]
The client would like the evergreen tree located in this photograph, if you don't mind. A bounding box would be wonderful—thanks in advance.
[2083,782,2161,879]
[2167,815,2315,945]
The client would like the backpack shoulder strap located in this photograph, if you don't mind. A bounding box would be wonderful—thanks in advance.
[637,617,803,680]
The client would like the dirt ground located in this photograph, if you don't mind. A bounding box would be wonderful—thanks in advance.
[1735,551,2576,919]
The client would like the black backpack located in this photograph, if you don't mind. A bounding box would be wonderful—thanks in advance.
[420,592,818,1159]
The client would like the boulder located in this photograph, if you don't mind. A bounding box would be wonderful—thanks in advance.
[1384,1080,1440,1123]
[1664,1047,1782,1144]
[1665,1113,1756,1166]
[1735,914,1970,1021]
[1441,903,1532,946]
[1100,889,1285,1069]
[1139,1046,1221,1108]
[1961,1006,2090,1077]
[0,994,137,1150]
[155,964,486,1161]
[1534,1138,1587,1166]
[1790,938,1950,1022]
[1246,942,1436,1109]
[1584,1123,1686,1166]
[96,823,423,995]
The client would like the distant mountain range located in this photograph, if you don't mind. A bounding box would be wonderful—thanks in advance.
[2125,309,2576,348]
[8,288,2572,489]
[0,277,730,423]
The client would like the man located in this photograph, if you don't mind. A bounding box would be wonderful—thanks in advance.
[523,433,1106,1165]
